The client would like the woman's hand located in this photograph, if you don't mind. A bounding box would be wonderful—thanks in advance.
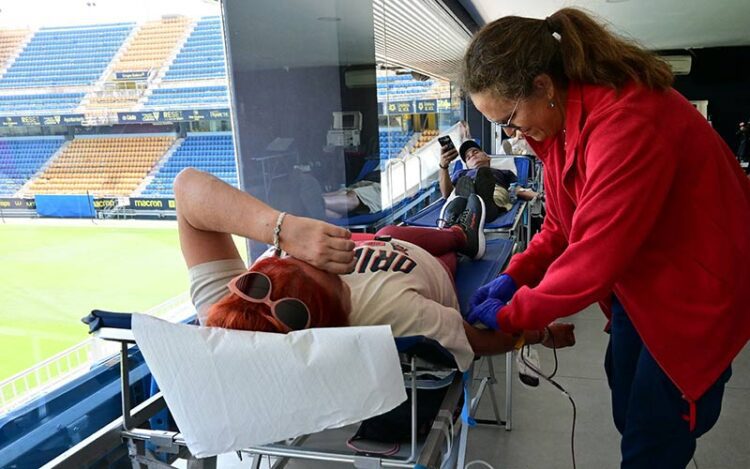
[280,214,356,274]
[469,274,517,310]
[542,323,576,349]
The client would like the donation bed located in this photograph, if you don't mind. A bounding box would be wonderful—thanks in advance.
[43,239,515,469]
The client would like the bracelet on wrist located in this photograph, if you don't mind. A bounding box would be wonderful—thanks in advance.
[439,163,449,170]
[273,211,287,256]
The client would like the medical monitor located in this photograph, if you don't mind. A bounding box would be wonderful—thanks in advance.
[332,111,362,130]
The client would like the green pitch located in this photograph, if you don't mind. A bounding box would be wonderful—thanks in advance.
[0,223,190,383]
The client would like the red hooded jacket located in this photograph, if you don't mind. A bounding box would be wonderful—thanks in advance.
[499,82,750,401]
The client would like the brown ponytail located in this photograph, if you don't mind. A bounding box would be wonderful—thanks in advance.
[461,8,673,98]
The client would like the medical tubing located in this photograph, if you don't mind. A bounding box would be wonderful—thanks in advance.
[345,437,399,456]
[464,460,495,468]
[548,327,558,378]
[520,340,576,469]
[437,409,454,449]
[433,420,452,468]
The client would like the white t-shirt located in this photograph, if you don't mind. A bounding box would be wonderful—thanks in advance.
[343,239,473,371]
[188,240,474,371]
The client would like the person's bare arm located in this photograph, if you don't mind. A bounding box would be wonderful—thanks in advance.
[438,144,458,198]
[462,322,575,355]
[323,190,360,214]
[174,168,356,273]
[515,187,540,201]
[462,323,517,354]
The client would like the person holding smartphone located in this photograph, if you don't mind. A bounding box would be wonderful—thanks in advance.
[438,137,537,225]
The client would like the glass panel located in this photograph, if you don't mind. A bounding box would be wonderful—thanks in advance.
[0,0,474,464]
[223,0,378,255]
[0,2,238,463]
[374,0,470,211]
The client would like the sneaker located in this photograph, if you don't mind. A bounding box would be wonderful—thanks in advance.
[438,195,467,228]
[455,193,486,260]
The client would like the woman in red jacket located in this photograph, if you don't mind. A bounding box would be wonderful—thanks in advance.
[464,7,750,468]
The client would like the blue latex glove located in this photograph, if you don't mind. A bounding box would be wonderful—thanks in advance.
[466,298,505,330]
[469,274,517,312]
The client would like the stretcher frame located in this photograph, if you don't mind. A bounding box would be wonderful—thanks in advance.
[44,239,517,469]
[403,155,539,249]
[58,324,509,469]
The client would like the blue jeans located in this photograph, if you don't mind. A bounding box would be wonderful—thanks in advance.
[604,297,732,469]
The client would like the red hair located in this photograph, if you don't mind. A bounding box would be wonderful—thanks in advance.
[205,257,348,332]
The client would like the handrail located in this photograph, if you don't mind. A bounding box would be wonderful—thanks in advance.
[0,339,93,411]
[0,292,193,415]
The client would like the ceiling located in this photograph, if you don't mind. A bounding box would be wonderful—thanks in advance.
[221,0,750,78]
[457,0,750,50]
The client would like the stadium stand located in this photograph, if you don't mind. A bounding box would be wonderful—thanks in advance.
[0,93,85,115]
[162,17,225,81]
[85,17,193,111]
[0,23,134,88]
[0,21,445,202]
[142,85,229,109]
[21,136,174,197]
[379,129,413,160]
[413,129,440,150]
[111,17,192,77]
[376,74,433,99]
[140,133,237,196]
[0,137,65,196]
[376,73,450,102]
[0,29,31,75]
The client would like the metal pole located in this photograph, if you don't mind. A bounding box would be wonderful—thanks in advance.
[120,342,134,431]
[408,356,418,463]
[505,352,513,431]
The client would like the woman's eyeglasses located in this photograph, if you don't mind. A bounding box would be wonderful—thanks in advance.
[227,271,311,332]
[493,98,521,130]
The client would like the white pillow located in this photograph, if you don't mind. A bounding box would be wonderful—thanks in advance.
[489,156,518,175]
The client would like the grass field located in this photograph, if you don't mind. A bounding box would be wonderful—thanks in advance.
[0,222,191,382]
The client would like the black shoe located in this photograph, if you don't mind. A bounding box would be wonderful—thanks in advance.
[454,175,475,198]
[456,194,486,260]
[438,195,467,228]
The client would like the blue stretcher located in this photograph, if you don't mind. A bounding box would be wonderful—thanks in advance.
[29,239,515,469]
[327,182,439,232]
[404,157,535,247]
[403,196,522,230]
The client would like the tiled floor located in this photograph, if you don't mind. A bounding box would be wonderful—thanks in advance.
[467,304,750,469]
[199,304,749,469]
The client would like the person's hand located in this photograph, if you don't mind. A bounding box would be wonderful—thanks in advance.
[466,298,505,330]
[469,274,517,311]
[541,323,576,349]
[280,214,356,274]
[440,143,459,168]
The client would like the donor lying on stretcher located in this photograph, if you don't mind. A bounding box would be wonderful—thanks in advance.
[175,168,575,368]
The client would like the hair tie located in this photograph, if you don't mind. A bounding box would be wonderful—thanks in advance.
[544,17,562,41]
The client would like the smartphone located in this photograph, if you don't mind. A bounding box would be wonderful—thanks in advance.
[438,135,455,151]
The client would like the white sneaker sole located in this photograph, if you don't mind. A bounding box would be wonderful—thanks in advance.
[438,190,459,228]
[472,194,486,260]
